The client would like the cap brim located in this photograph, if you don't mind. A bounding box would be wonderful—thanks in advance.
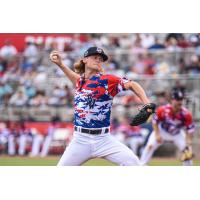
[172,97,184,101]
[85,53,108,62]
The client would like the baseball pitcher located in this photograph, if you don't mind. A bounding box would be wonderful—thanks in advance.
[50,47,155,166]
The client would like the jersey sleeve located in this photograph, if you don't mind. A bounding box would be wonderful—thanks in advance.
[184,112,195,134]
[107,74,129,97]
[152,106,165,124]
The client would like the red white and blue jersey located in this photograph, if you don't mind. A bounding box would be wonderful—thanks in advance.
[152,104,195,135]
[74,73,129,128]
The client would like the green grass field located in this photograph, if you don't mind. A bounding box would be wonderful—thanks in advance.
[0,156,200,166]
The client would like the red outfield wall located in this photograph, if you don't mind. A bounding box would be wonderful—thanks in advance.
[0,33,88,52]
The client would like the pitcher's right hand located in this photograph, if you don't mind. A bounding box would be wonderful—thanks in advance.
[50,51,63,66]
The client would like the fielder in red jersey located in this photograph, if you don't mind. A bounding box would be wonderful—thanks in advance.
[140,89,195,165]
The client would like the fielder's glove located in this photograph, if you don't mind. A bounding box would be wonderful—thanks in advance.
[130,103,156,126]
[180,146,193,162]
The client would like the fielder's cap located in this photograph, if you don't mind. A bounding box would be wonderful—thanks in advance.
[84,47,108,62]
[171,89,184,100]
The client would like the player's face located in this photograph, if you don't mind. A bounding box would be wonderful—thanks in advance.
[84,55,103,71]
[172,99,183,112]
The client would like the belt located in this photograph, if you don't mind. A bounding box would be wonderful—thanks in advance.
[74,126,109,135]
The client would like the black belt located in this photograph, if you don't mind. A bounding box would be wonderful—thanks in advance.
[75,126,109,135]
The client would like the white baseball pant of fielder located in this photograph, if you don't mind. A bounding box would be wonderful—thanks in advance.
[29,134,43,157]
[8,134,16,156]
[140,126,188,165]
[18,134,33,156]
[18,134,27,155]
[40,135,53,157]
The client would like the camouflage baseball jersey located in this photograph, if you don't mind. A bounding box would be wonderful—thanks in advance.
[74,73,129,128]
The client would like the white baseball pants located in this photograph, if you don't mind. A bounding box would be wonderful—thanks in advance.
[40,136,53,157]
[140,128,187,165]
[29,134,43,157]
[57,131,141,166]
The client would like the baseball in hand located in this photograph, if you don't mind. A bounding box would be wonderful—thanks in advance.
[52,55,58,60]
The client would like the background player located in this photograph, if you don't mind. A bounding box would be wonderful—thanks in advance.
[50,46,155,166]
[140,88,195,166]
[18,121,33,156]
[40,118,59,157]
[114,117,149,155]
[29,129,44,157]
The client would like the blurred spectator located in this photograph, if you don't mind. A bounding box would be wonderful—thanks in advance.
[24,80,36,99]
[188,34,200,47]
[0,62,4,77]
[177,34,190,48]
[9,90,28,106]
[131,54,152,75]
[35,37,45,52]
[104,60,118,75]
[71,34,83,51]
[185,54,200,74]
[119,34,131,50]
[165,33,184,43]
[46,39,58,53]
[20,57,34,72]
[0,39,17,59]
[33,65,48,90]
[178,57,186,74]
[63,84,73,106]
[108,54,120,69]
[144,53,156,75]
[154,56,171,76]
[166,37,181,52]
[48,84,73,106]
[154,91,168,106]
[148,37,165,50]
[141,34,155,48]
[107,36,120,50]
[48,85,65,106]
[132,35,146,55]
[63,39,74,52]
[29,90,48,106]
[0,79,13,105]
[23,37,39,65]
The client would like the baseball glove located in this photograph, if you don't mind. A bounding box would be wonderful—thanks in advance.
[130,103,156,126]
[180,146,193,162]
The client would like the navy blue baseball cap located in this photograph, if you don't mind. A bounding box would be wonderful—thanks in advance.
[84,47,108,62]
[171,89,184,100]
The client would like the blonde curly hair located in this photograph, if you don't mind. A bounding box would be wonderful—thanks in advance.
[73,59,105,75]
